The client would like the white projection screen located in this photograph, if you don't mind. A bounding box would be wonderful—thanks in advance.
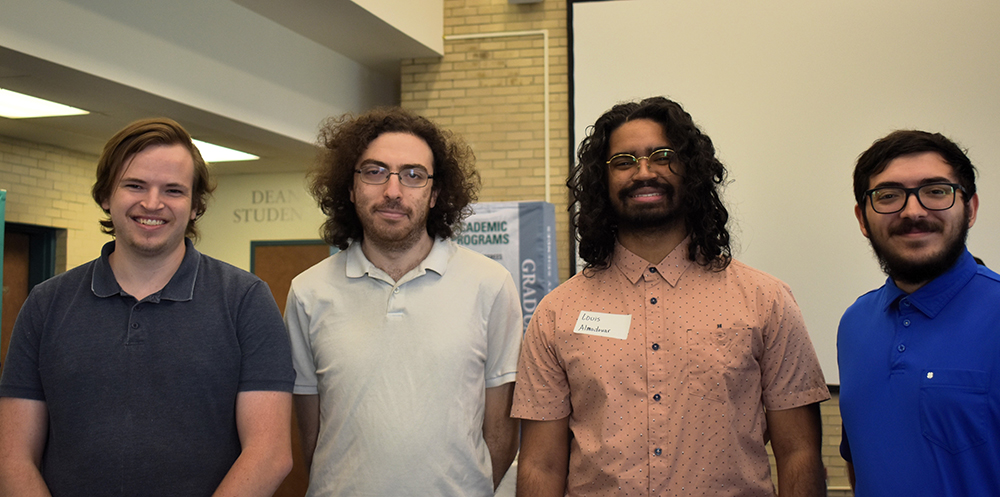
[572,0,1000,383]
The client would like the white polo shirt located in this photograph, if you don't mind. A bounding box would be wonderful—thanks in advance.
[285,238,522,497]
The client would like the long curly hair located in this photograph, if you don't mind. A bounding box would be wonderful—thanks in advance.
[309,107,480,249]
[571,97,731,272]
[91,117,215,241]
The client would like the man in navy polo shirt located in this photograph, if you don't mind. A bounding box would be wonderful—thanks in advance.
[0,118,295,496]
[839,130,1000,496]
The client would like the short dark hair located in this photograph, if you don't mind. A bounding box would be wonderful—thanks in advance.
[571,96,731,272]
[854,130,977,206]
[91,117,215,240]
[309,107,480,250]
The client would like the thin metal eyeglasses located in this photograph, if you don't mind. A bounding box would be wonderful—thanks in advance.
[863,182,965,214]
[355,164,434,188]
[606,148,680,175]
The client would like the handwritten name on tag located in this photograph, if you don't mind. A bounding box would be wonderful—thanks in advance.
[573,311,631,340]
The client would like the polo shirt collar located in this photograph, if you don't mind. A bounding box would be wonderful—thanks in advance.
[613,237,694,287]
[345,237,453,281]
[879,248,977,318]
[91,238,200,302]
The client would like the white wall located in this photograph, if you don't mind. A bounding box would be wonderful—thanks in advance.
[196,172,327,270]
[573,0,1000,383]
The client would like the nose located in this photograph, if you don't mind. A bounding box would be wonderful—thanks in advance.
[382,173,403,199]
[898,191,927,217]
[140,188,165,210]
[631,158,657,181]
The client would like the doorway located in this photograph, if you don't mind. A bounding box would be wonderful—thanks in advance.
[251,240,333,497]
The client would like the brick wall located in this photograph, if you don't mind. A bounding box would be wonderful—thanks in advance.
[0,134,106,271]
[400,0,571,280]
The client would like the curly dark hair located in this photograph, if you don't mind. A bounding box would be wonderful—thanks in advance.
[854,129,977,207]
[92,117,215,241]
[310,107,480,249]
[571,96,731,272]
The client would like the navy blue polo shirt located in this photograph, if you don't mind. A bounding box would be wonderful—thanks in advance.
[838,249,1000,496]
[0,239,294,496]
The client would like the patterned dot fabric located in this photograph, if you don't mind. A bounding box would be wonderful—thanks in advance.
[512,241,829,496]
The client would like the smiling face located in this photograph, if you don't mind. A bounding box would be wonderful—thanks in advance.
[101,143,197,262]
[856,151,978,291]
[606,118,686,236]
[350,132,438,253]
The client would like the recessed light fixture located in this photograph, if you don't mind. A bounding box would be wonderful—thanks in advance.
[0,88,90,119]
[192,139,259,162]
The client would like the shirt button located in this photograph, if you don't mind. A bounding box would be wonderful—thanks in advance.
[654,448,662,456]
[902,319,911,327]
[394,288,400,294]
[131,323,139,329]
[650,297,658,305]
[901,299,910,307]
[651,343,660,351]
[653,393,661,401]
[897,344,906,352]
[648,267,657,273]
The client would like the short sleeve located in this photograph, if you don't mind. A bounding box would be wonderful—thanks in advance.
[759,283,829,410]
[285,283,320,395]
[484,273,523,388]
[0,289,46,401]
[510,305,572,421]
[235,280,295,393]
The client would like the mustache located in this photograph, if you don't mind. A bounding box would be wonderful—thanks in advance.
[889,218,941,236]
[374,199,411,214]
[618,179,675,201]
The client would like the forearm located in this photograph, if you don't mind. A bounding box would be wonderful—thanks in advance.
[0,398,51,497]
[774,446,825,496]
[769,403,825,497]
[485,419,519,489]
[212,448,292,497]
[516,418,569,497]
[294,394,320,471]
[0,462,51,497]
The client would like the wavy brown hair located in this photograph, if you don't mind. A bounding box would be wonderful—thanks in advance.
[310,107,480,249]
[572,97,731,272]
[91,117,215,241]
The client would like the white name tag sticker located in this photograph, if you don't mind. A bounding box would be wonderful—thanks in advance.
[573,311,631,340]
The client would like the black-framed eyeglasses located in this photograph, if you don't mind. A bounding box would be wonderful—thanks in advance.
[355,165,434,188]
[864,182,965,214]
[606,148,680,175]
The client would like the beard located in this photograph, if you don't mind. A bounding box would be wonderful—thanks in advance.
[614,179,685,233]
[867,211,970,287]
[359,198,431,253]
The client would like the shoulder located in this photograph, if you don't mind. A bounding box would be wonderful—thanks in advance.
[289,252,344,291]
[449,242,511,278]
[196,252,264,287]
[28,259,97,299]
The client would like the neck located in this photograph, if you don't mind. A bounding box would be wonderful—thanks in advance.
[893,279,929,294]
[361,232,435,281]
[108,240,187,300]
[617,224,688,265]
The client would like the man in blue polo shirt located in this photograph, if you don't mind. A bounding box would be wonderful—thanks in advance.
[839,130,1000,496]
[0,118,295,496]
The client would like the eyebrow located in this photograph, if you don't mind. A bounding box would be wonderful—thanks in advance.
[119,176,191,191]
[870,176,956,189]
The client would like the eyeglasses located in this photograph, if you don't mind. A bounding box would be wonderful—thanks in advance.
[355,164,434,188]
[864,182,965,214]
[607,148,680,175]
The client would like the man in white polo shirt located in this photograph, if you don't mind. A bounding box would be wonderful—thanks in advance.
[285,107,522,496]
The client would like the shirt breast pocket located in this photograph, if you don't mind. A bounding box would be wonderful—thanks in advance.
[687,326,752,402]
[919,368,989,454]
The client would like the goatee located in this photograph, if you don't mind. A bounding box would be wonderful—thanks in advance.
[869,213,969,287]
[615,179,684,233]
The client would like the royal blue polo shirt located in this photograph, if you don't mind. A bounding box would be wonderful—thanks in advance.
[838,249,1000,496]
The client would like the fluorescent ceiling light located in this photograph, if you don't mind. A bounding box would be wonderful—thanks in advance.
[192,139,259,162]
[0,88,90,118]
